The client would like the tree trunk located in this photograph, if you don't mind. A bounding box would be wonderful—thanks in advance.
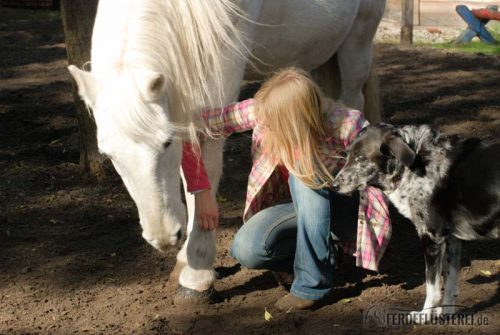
[60,0,107,180]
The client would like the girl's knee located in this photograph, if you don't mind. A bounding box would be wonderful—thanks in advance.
[232,204,296,269]
[231,232,266,269]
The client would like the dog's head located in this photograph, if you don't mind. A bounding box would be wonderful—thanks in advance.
[332,123,417,194]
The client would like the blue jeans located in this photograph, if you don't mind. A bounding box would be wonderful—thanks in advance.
[231,175,359,300]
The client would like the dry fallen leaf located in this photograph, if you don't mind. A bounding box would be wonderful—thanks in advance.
[340,298,351,304]
[49,139,62,146]
[480,270,492,277]
[264,307,273,321]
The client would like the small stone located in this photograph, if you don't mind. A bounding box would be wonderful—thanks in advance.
[21,266,32,274]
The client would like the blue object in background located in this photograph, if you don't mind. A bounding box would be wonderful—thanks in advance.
[455,5,497,44]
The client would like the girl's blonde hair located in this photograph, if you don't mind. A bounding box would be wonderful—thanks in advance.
[254,67,335,189]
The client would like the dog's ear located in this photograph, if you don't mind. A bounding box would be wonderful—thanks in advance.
[381,134,416,167]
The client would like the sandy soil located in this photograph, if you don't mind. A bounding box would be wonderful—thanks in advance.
[0,8,499,335]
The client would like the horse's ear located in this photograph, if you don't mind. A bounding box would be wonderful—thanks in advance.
[381,134,416,167]
[68,65,99,108]
[139,72,165,101]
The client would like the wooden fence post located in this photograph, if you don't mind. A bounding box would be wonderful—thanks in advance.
[401,0,414,47]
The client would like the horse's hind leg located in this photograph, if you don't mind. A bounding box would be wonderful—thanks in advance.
[336,0,384,123]
[310,54,341,102]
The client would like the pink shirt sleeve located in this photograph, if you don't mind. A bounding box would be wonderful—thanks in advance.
[338,109,369,149]
[181,142,211,193]
[201,98,256,136]
[182,99,257,193]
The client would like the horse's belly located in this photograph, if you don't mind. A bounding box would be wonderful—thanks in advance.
[243,0,361,80]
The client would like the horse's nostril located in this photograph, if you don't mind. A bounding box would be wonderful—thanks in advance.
[176,229,182,241]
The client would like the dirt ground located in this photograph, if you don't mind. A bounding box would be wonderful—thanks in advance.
[0,8,499,335]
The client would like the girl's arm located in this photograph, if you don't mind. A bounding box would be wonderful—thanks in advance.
[181,142,219,230]
[181,142,211,193]
[181,99,256,229]
[201,98,257,137]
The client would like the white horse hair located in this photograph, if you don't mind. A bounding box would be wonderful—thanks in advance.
[68,0,386,295]
[71,0,246,145]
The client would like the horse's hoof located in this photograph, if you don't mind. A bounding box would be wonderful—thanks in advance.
[174,285,216,306]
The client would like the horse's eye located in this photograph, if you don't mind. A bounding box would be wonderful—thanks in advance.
[163,140,172,149]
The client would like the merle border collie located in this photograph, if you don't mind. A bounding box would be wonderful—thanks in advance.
[333,123,499,320]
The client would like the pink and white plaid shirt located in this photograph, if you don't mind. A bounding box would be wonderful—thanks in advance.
[194,98,391,271]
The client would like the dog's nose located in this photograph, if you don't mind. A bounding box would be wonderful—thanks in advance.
[331,182,340,192]
[176,229,182,241]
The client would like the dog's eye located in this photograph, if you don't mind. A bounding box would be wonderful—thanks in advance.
[163,140,172,149]
[356,127,368,138]
[386,159,397,174]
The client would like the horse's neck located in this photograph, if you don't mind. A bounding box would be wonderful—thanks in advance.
[90,0,134,75]
[202,1,263,105]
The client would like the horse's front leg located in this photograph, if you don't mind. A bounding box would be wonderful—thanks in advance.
[173,138,224,303]
[170,7,254,299]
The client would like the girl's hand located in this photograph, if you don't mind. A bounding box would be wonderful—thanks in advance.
[195,189,219,230]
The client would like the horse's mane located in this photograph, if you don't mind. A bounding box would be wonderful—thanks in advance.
[91,0,247,143]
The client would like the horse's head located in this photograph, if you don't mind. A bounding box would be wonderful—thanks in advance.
[68,65,186,251]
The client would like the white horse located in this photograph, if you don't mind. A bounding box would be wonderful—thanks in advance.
[68,0,386,301]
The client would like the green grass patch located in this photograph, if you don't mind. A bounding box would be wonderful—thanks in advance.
[427,41,500,55]
[418,22,500,55]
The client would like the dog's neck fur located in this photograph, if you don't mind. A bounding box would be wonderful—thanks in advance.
[385,125,458,237]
